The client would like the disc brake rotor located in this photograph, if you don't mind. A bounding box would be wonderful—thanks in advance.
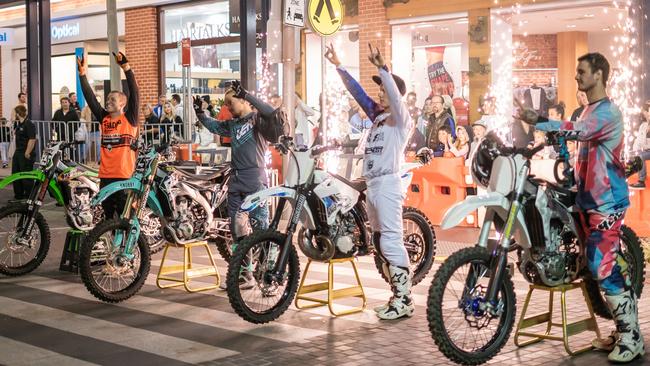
[6,233,33,252]
[461,284,500,330]
[404,233,424,262]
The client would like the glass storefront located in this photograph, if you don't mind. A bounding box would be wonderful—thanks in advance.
[160,0,262,101]
[390,1,627,131]
[392,16,470,125]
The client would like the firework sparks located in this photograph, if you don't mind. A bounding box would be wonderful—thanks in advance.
[607,0,643,159]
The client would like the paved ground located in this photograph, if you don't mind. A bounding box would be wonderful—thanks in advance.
[1,186,650,366]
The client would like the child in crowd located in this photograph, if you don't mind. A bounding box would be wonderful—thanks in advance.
[448,126,470,159]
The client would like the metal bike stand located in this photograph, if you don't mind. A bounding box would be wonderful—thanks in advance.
[295,257,367,316]
[59,229,86,273]
[514,281,602,355]
[156,241,221,293]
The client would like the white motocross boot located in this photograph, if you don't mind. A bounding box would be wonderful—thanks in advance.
[376,265,415,320]
[605,291,645,362]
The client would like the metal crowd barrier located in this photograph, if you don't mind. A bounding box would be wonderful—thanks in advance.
[29,120,191,165]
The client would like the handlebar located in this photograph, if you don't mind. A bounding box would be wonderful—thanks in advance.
[273,135,341,156]
[311,141,341,156]
[499,143,546,160]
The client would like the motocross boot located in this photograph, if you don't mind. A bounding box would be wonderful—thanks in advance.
[376,265,415,320]
[600,291,645,362]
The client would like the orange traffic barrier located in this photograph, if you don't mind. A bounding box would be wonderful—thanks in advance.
[174,144,201,163]
[405,157,477,227]
[626,162,650,237]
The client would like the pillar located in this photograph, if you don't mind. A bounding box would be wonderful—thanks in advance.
[556,32,587,115]
[125,7,159,118]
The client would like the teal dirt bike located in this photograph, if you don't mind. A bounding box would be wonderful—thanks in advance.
[78,143,232,303]
[0,141,164,276]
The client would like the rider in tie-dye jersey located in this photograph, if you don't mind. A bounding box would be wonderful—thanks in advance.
[520,53,643,363]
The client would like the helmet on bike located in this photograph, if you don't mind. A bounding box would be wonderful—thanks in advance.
[471,132,504,188]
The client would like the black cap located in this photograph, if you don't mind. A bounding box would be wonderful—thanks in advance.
[372,73,407,96]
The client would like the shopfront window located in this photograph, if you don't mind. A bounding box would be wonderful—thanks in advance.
[487,1,628,147]
[160,1,260,101]
[50,53,110,111]
[392,17,470,126]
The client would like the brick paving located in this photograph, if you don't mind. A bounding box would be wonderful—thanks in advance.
[1,186,649,365]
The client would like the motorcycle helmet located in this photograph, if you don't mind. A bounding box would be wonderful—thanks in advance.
[471,131,505,188]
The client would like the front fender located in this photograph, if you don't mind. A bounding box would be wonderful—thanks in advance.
[91,179,163,217]
[0,170,45,189]
[441,191,530,246]
[0,170,64,205]
[241,186,316,230]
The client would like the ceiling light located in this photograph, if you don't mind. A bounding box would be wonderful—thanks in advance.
[602,27,610,31]
[584,14,595,18]
[566,24,577,28]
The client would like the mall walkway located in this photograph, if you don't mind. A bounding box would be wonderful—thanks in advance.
[0,187,648,365]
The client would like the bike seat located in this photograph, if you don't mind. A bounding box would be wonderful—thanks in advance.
[333,174,366,192]
[173,165,230,181]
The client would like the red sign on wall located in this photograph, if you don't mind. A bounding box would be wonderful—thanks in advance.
[181,37,191,66]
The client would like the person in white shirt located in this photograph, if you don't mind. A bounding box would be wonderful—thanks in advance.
[325,43,414,320]
[294,93,318,148]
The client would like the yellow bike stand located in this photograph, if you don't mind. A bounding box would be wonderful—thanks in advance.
[514,281,602,356]
[295,257,367,316]
[156,241,221,293]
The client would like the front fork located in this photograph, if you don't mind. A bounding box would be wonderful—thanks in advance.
[484,162,530,309]
[268,192,305,282]
[113,181,151,260]
[18,178,51,242]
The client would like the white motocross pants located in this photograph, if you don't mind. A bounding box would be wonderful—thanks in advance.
[366,173,409,268]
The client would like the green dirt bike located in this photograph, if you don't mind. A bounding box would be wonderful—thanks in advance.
[0,141,164,276]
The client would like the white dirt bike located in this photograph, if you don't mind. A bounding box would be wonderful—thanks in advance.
[426,131,645,365]
[225,136,436,324]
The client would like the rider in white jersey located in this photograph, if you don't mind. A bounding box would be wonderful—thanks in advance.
[326,43,414,320]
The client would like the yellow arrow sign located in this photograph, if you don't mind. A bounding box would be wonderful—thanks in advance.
[308,0,343,36]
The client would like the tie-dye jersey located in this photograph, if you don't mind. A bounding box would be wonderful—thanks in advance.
[535,98,629,214]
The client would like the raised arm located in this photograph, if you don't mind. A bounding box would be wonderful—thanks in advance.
[324,43,381,121]
[535,104,618,142]
[230,81,288,142]
[337,67,381,122]
[76,55,106,122]
[113,52,139,127]
[193,96,231,136]
[377,66,409,127]
[368,43,409,128]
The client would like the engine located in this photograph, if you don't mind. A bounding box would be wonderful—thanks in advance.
[332,212,361,256]
[66,183,102,231]
[165,195,209,242]
[298,209,362,261]
[518,221,580,287]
